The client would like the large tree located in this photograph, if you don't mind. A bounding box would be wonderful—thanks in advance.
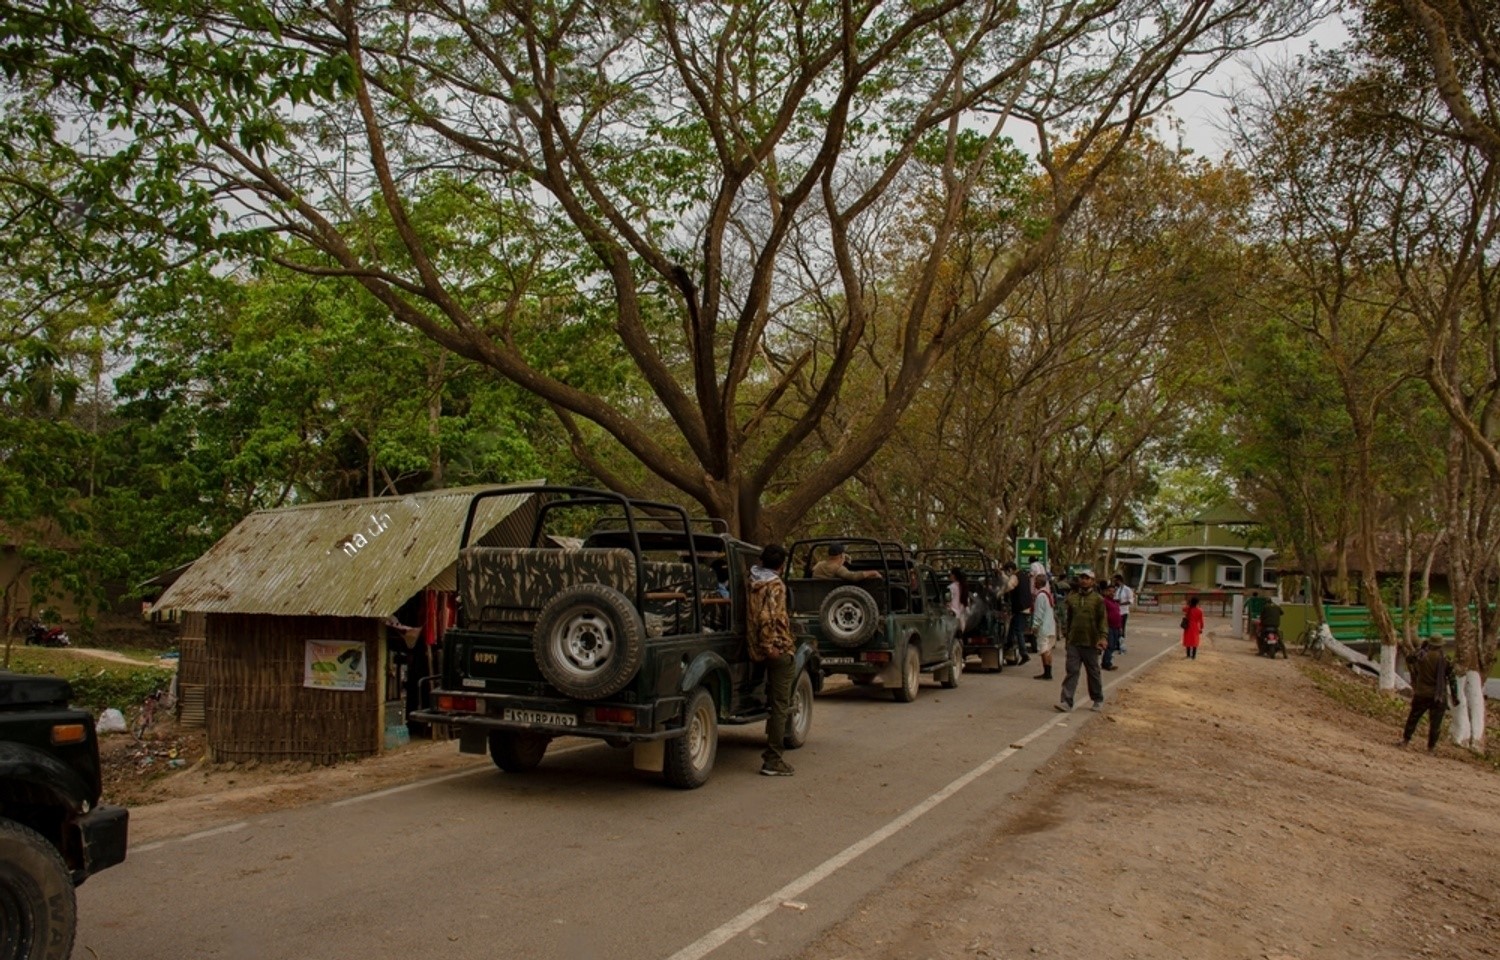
[1,0,1322,539]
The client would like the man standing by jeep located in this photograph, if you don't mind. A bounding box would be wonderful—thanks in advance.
[1057,568,1108,713]
[747,544,798,777]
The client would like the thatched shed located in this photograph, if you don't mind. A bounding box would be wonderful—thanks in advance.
[153,484,538,764]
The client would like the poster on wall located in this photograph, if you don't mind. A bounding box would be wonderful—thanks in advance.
[304,640,367,691]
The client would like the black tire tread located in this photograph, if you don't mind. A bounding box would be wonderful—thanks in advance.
[0,817,77,960]
[532,583,646,700]
[819,586,881,648]
[663,688,717,789]
[488,730,550,773]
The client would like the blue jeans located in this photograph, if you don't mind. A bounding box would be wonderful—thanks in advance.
[1102,627,1121,668]
[1006,612,1029,661]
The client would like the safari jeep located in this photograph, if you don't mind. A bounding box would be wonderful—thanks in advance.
[413,486,817,789]
[917,548,1007,672]
[787,538,958,702]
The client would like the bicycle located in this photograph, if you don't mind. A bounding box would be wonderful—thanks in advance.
[131,685,175,740]
[1298,621,1327,659]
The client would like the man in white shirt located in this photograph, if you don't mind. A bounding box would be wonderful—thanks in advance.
[1111,574,1135,654]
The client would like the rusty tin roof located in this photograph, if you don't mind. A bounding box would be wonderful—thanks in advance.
[152,483,539,618]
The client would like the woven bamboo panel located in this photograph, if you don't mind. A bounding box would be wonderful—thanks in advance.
[178,611,208,687]
[177,684,206,727]
[205,614,382,764]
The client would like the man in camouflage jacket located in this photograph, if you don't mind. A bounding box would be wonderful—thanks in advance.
[747,543,797,776]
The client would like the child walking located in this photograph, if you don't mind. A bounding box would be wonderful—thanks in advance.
[1181,595,1204,659]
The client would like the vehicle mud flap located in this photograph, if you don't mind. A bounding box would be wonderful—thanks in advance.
[458,728,488,755]
[633,740,665,773]
[876,658,903,689]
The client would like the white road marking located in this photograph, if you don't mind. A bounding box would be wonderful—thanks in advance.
[663,642,1178,960]
[134,821,251,853]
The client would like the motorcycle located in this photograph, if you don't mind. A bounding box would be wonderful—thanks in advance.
[1256,627,1286,659]
[19,619,70,648]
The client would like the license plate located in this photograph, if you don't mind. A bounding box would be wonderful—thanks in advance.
[820,656,856,665]
[503,708,578,727]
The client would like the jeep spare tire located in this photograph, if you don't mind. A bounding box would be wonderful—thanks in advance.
[819,585,880,647]
[533,584,646,699]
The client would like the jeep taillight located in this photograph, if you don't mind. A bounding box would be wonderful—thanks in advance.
[437,695,480,713]
[588,707,637,725]
[862,651,892,663]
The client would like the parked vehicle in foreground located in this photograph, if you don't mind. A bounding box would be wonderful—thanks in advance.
[413,486,817,789]
[917,548,1007,672]
[0,671,129,960]
[788,538,958,702]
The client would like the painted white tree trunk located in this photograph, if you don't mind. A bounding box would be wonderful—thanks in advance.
[1451,671,1487,750]
[1379,643,1397,691]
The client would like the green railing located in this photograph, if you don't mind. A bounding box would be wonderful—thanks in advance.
[1320,604,1460,643]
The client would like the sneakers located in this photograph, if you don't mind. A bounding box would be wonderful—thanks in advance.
[1102,664,1119,671]
[1091,701,1104,712]
[760,757,795,777]
[1054,702,1072,713]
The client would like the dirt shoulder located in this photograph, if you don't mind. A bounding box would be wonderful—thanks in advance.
[797,624,1500,960]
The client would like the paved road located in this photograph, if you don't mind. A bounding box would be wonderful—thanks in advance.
[77,616,1184,960]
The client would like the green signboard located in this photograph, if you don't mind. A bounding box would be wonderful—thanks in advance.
[1016,537,1049,567]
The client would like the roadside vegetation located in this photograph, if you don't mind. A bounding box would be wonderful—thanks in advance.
[0,1,1493,737]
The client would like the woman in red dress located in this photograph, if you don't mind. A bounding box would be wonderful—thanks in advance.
[1182,595,1204,659]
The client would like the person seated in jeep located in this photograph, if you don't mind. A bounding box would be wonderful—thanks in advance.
[811,542,881,581]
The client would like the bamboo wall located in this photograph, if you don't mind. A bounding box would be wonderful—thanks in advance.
[177,611,208,727]
[205,613,383,764]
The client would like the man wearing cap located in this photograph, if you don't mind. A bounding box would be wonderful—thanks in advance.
[1057,568,1108,713]
[811,543,882,581]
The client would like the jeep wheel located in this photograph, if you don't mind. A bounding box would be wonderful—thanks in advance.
[488,730,551,773]
[784,671,814,749]
[892,643,920,703]
[819,586,880,648]
[0,818,76,960]
[940,638,963,689]
[664,687,717,789]
[533,584,646,699]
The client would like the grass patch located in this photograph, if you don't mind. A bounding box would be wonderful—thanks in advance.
[1298,659,1410,726]
[1297,657,1500,771]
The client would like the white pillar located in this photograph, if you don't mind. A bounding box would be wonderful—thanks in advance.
[1230,594,1244,638]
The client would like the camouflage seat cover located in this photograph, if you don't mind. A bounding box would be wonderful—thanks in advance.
[460,547,638,628]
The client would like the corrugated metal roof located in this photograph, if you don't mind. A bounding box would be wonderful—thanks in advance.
[152,483,540,618]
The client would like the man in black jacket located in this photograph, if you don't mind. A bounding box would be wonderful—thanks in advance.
[1400,640,1451,754]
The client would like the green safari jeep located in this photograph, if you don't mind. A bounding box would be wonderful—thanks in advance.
[412,486,817,788]
[787,538,959,702]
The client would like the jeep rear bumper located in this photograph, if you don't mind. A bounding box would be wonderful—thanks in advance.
[411,694,687,745]
[72,803,128,885]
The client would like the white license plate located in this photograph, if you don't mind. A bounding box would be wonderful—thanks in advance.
[820,656,857,665]
[503,708,578,727]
